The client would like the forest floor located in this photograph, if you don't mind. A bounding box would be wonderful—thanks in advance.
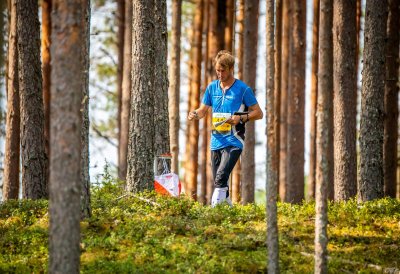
[1,177,400,273]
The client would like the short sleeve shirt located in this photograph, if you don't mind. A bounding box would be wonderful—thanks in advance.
[202,79,258,150]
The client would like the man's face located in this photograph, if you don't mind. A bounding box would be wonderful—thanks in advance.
[215,64,233,82]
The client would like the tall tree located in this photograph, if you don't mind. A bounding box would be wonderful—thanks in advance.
[2,0,19,201]
[286,0,306,203]
[315,0,333,272]
[266,0,279,271]
[384,0,399,198]
[118,0,132,180]
[185,0,203,200]
[17,0,47,199]
[231,0,244,204]
[358,0,388,201]
[224,0,234,52]
[241,0,259,204]
[307,0,319,201]
[168,0,182,175]
[116,0,124,165]
[126,0,156,192]
[80,0,91,219]
[41,0,51,183]
[333,0,357,201]
[49,0,85,272]
[0,0,7,195]
[279,0,290,201]
[153,0,170,167]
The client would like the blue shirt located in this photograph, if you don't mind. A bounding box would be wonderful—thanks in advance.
[202,79,258,150]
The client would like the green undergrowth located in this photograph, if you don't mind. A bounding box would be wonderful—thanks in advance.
[1,180,399,273]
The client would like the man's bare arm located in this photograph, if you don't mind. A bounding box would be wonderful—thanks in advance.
[188,103,211,121]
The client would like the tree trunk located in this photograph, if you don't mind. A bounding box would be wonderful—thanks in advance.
[274,0,282,203]
[0,0,6,199]
[358,0,388,202]
[168,0,182,175]
[241,0,259,204]
[198,0,209,204]
[185,0,203,200]
[279,0,290,201]
[17,0,47,199]
[154,0,170,171]
[384,0,399,198]
[315,0,333,272]
[80,0,91,219]
[2,0,19,201]
[232,0,244,203]
[49,1,84,272]
[224,0,234,52]
[116,0,124,165]
[286,0,306,203]
[126,0,156,192]
[266,0,279,271]
[118,0,132,181]
[307,0,319,201]
[333,0,357,201]
[41,0,51,185]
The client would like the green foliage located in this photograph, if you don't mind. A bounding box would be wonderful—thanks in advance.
[1,177,400,273]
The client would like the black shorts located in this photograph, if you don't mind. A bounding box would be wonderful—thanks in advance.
[211,146,242,188]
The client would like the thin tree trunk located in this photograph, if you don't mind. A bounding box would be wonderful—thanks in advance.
[286,0,306,203]
[185,0,203,200]
[2,0,19,201]
[168,0,181,175]
[154,0,170,171]
[307,0,319,201]
[126,0,156,192]
[116,0,124,165]
[384,0,399,198]
[266,0,279,271]
[118,0,132,180]
[0,0,6,198]
[49,1,84,272]
[333,0,357,201]
[274,0,282,201]
[224,0,234,52]
[41,0,51,184]
[17,0,47,199]
[358,0,388,201]
[80,0,91,219]
[315,0,333,272]
[241,0,259,204]
[279,0,290,202]
[198,0,209,205]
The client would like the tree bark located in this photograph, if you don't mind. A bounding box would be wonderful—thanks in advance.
[266,0,279,272]
[154,0,170,171]
[279,0,290,202]
[315,0,333,272]
[0,0,6,198]
[17,0,47,199]
[2,0,19,201]
[41,0,51,185]
[80,0,91,219]
[185,0,203,200]
[126,0,156,192]
[286,0,306,203]
[116,0,125,165]
[168,0,182,175]
[307,0,319,201]
[358,0,388,202]
[49,1,84,272]
[224,0,234,52]
[333,0,357,201]
[118,0,132,181]
[241,0,259,204]
[384,0,399,198]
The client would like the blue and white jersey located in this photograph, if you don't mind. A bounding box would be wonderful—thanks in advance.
[202,79,258,150]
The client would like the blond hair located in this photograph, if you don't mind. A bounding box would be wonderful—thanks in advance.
[214,50,235,69]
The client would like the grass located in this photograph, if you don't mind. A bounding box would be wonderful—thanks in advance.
[1,179,399,273]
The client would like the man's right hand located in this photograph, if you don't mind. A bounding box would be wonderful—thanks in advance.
[188,111,199,121]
